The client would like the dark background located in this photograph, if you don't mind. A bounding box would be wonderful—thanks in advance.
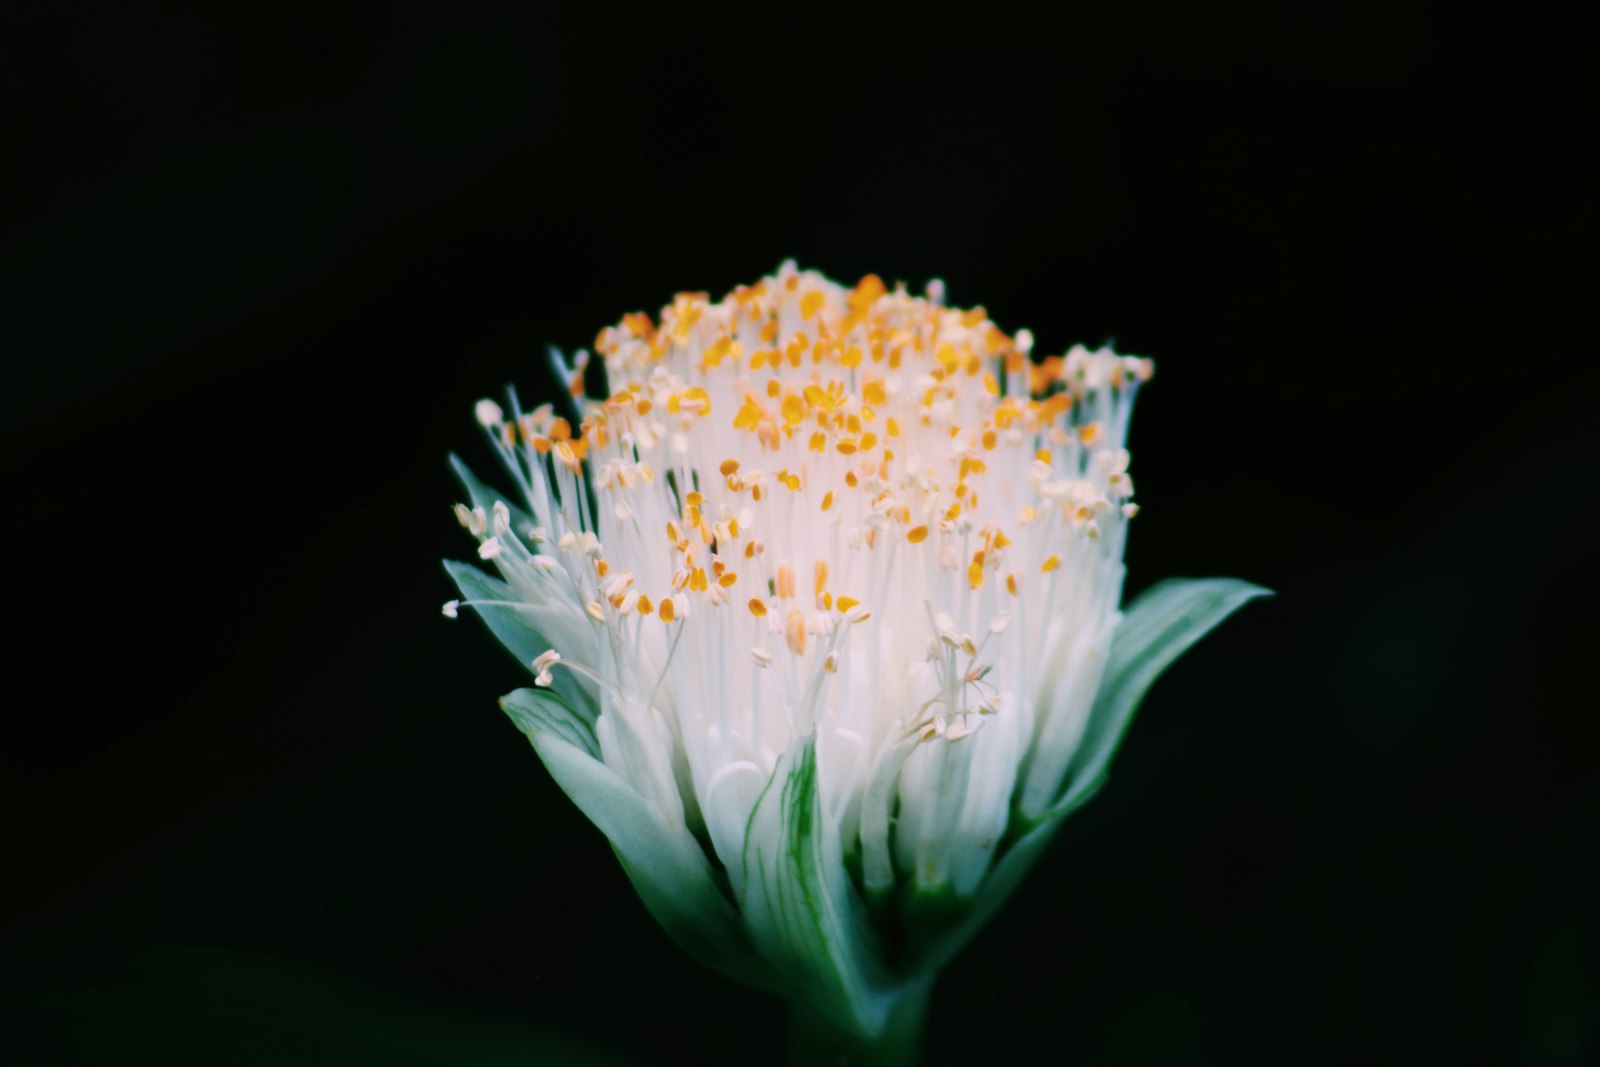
[4,3,1594,1064]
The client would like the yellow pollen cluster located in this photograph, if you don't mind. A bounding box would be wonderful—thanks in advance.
[486,263,1149,656]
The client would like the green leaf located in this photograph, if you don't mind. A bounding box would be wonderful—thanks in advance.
[500,688,770,989]
[1053,577,1271,814]
[738,736,898,1037]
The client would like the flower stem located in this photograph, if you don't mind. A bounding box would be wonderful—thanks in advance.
[786,981,932,1067]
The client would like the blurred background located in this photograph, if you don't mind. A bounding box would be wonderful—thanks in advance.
[3,3,1594,1064]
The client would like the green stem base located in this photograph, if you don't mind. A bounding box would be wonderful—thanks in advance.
[786,980,932,1067]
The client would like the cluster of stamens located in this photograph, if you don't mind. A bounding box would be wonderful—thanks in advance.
[451,262,1149,754]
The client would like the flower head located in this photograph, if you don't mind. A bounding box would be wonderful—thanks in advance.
[445,262,1264,1044]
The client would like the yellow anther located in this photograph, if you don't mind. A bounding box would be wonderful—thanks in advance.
[836,596,860,614]
[734,398,763,430]
[907,525,929,544]
[814,559,828,596]
[821,491,834,512]
[680,386,711,415]
[749,597,768,617]
[785,610,808,655]
[703,336,734,367]
[782,394,805,427]
[776,564,796,599]
[720,458,740,476]
[1041,554,1061,573]
[800,291,825,319]
[637,595,654,616]
[659,598,676,623]
[843,272,882,308]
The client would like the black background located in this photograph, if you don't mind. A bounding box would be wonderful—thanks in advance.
[4,3,1595,1064]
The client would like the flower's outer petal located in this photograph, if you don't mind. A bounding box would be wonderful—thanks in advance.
[1052,576,1271,814]
[920,577,1268,972]
[859,733,921,906]
[739,735,897,1037]
[445,561,595,723]
[500,688,771,989]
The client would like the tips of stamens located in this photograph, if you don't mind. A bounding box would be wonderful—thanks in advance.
[441,600,460,619]
[785,610,808,655]
[478,538,503,560]
[751,647,774,668]
[823,652,838,674]
[532,649,561,687]
[990,612,1011,634]
[944,719,976,741]
[453,503,485,535]
[475,399,503,428]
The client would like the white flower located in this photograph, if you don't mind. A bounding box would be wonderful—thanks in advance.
[444,262,1265,1051]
